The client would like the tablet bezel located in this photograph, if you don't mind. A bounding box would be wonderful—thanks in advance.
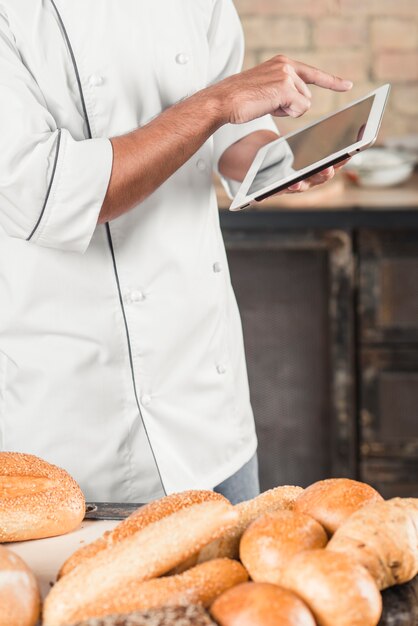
[229,83,391,211]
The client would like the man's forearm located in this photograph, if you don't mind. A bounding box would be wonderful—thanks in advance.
[99,90,223,223]
[100,54,353,223]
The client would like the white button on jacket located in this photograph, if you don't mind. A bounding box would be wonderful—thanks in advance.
[0,0,278,502]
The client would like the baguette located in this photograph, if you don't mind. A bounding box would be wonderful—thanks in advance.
[59,490,226,578]
[327,497,418,589]
[64,559,247,622]
[43,499,239,626]
[172,485,303,574]
[0,452,85,542]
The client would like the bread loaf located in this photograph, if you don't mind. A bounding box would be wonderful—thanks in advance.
[281,549,382,626]
[69,605,217,626]
[0,545,41,626]
[172,485,303,574]
[43,499,239,626]
[327,497,418,589]
[0,452,85,542]
[61,558,247,622]
[210,582,316,626]
[59,490,227,578]
[293,478,382,535]
[240,510,327,584]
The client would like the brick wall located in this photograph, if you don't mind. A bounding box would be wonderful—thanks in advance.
[235,0,418,139]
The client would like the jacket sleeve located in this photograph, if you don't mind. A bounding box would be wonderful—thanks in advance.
[0,10,113,253]
[208,0,279,197]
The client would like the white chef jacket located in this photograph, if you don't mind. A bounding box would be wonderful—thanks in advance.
[0,0,278,502]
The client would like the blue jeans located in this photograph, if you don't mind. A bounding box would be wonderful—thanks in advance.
[214,453,260,505]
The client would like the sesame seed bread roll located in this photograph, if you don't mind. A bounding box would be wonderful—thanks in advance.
[240,510,328,584]
[210,582,316,626]
[293,478,383,535]
[59,490,227,578]
[0,452,85,542]
[43,499,239,626]
[0,545,41,626]
[172,485,303,574]
[327,497,418,589]
[281,549,382,626]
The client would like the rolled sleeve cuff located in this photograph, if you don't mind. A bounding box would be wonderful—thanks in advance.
[213,114,278,198]
[29,130,113,254]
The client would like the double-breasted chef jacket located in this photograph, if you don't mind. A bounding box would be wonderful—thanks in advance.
[0,0,278,502]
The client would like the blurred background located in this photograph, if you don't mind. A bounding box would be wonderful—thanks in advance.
[237,0,418,139]
[218,0,418,498]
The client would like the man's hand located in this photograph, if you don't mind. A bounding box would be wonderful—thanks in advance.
[101,54,353,222]
[285,159,350,194]
[210,54,353,124]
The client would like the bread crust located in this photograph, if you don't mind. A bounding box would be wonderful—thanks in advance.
[65,558,247,622]
[327,497,418,589]
[0,452,85,542]
[59,490,227,578]
[0,545,41,626]
[240,509,328,584]
[43,499,239,626]
[210,582,316,626]
[281,549,382,626]
[172,485,303,574]
[293,478,383,535]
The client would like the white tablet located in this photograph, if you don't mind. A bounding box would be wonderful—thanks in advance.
[230,83,391,211]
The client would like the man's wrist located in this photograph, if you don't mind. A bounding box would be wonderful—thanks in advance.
[189,86,228,130]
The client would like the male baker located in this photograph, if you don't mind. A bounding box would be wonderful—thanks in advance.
[0,1,352,503]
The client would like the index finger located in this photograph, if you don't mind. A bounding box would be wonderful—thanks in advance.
[291,60,353,92]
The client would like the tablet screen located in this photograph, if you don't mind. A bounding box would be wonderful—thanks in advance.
[247,95,374,196]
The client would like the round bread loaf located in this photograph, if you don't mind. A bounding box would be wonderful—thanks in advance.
[0,545,41,626]
[281,549,382,626]
[240,510,327,584]
[60,490,227,578]
[69,605,217,626]
[293,478,382,535]
[43,500,239,626]
[0,452,85,542]
[210,582,316,626]
[327,497,418,589]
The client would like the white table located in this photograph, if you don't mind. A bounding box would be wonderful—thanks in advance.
[9,519,118,599]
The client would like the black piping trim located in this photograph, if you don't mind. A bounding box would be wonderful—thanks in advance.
[48,0,167,496]
[105,224,167,493]
[27,129,62,241]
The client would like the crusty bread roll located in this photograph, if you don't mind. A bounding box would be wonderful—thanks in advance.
[70,605,217,626]
[0,545,41,626]
[57,558,247,622]
[0,452,85,542]
[59,490,227,578]
[327,497,418,590]
[210,582,316,626]
[172,485,303,574]
[43,499,239,626]
[240,510,327,584]
[293,478,382,535]
[281,549,382,626]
